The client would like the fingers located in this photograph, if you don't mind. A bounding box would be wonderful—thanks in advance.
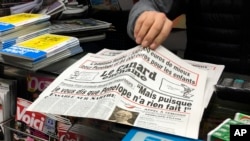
[149,18,173,49]
[134,11,173,50]
[134,11,152,44]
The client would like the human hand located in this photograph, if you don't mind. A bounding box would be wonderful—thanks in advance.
[134,11,173,49]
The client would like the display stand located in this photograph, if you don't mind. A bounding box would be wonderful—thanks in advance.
[2,118,55,141]
[0,63,58,141]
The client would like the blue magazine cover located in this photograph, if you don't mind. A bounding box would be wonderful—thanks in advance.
[90,0,120,10]
[0,23,15,32]
[122,127,203,141]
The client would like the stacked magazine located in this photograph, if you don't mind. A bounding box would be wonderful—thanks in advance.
[26,45,224,140]
[0,13,51,49]
[10,0,66,17]
[90,0,138,11]
[49,18,112,34]
[49,18,112,43]
[0,33,83,71]
[0,78,17,141]
[0,13,50,35]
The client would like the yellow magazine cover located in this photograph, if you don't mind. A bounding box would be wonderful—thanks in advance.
[0,33,79,62]
[18,33,71,50]
[0,13,45,24]
[0,13,50,34]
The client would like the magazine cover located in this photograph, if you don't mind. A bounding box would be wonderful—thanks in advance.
[123,127,202,141]
[90,0,138,11]
[12,73,57,140]
[234,112,250,125]
[57,121,79,141]
[49,18,112,34]
[0,33,79,62]
[0,13,50,35]
[13,97,57,141]
[26,73,55,101]
[90,0,120,10]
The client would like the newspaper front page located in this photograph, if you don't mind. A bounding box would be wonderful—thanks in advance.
[97,48,225,109]
[27,45,208,139]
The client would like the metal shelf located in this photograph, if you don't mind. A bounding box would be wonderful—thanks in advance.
[2,118,57,141]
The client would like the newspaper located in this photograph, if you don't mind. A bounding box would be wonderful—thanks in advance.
[27,45,210,139]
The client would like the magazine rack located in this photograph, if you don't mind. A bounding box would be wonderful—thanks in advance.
[1,117,130,141]
[2,118,56,141]
[65,118,130,141]
[0,63,58,141]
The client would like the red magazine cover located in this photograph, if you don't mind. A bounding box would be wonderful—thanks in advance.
[12,73,57,140]
[14,97,57,140]
[56,116,82,141]
[26,73,55,101]
[57,126,78,141]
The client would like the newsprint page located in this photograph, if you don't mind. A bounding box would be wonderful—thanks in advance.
[27,45,215,139]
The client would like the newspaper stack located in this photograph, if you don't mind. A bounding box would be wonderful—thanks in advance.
[0,33,83,71]
[0,13,51,49]
[27,45,224,140]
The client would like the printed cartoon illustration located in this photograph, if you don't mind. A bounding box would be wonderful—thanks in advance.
[70,71,98,81]
[180,84,194,98]
[159,78,194,98]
